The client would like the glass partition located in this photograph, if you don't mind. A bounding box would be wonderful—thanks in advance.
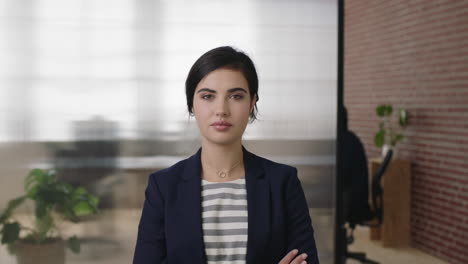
[0,0,337,263]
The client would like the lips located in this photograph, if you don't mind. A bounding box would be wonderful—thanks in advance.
[211,120,232,131]
[211,120,232,126]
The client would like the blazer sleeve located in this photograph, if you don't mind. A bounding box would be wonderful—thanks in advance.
[133,172,167,264]
[285,167,320,264]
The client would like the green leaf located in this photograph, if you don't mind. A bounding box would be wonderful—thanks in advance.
[19,168,99,227]
[25,169,56,192]
[1,222,20,244]
[376,104,393,117]
[376,105,387,117]
[37,187,66,205]
[27,168,44,179]
[72,187,87,200]
[73,201,94,217]
[35,200,47,219]
[25,169,45,199]
[45,169,57,181]
[67,236,80,254]
[26,186,39,200]
[0,196,26,223]
[57,182,73,195]
[88,195,99,210]
[374,129,385,147]
[25,169,44,189]
[8,196,26,211]
[387,105,393,115]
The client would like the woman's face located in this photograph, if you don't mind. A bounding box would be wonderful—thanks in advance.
[192,68,256,146]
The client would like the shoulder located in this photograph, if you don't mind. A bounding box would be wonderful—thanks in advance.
[255,153,297,174]
[147,155,190,186]
[252,153,304,200]
[250,152,299,185]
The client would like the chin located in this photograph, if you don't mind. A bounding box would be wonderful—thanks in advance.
[205,134,241,146]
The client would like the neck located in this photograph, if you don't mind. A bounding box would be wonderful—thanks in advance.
[200,139,243,171]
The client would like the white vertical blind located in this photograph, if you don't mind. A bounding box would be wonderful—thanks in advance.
[0,0,336,141]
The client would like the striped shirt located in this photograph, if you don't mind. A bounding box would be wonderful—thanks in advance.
[201,177,248,264]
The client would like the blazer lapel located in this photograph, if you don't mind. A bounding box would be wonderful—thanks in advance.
[178,147,206,263]
[177,145,271,264]
[243,146,271,264]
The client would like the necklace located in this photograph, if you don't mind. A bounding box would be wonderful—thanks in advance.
[202,159,243,178]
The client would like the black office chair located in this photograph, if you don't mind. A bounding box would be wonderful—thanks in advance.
[345,149,393,264]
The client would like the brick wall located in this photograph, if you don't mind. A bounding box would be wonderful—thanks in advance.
[344,1,468,263]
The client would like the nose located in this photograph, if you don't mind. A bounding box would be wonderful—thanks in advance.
[215,99,230,117]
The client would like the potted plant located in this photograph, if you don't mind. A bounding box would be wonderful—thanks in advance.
[374,104,409,158]
[0,168,99,264]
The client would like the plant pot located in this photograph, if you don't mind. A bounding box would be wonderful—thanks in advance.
[16,238,65,264]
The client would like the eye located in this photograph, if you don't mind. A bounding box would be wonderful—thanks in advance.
[231,94,244,100]
[201,94,213,100]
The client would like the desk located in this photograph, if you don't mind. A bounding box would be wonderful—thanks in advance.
[368,158,411,247]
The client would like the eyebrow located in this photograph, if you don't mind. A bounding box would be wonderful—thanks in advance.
[196,87,248,94]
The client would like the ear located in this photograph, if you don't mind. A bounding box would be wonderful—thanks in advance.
[250,94,257,113]
[190,107,195,117]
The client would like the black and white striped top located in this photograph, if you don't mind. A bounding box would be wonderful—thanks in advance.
[201,177,248,264]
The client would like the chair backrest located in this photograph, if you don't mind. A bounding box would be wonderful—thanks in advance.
[371,149,393,224]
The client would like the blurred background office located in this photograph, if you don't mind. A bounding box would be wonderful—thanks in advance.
[2,1,467,264]
[343,1,467,264]
[0,0,337,263]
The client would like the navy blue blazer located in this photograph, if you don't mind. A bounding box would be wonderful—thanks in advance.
[133,146,319,264]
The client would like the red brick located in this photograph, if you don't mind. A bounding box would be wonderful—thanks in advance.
[345,1,468,263]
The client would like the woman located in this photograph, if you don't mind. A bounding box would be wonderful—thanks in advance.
[133,46,319,264]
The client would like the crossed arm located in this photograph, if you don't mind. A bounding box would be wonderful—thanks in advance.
[280,168,320,264]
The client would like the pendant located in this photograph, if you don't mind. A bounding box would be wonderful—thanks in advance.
[219,171,227,178]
